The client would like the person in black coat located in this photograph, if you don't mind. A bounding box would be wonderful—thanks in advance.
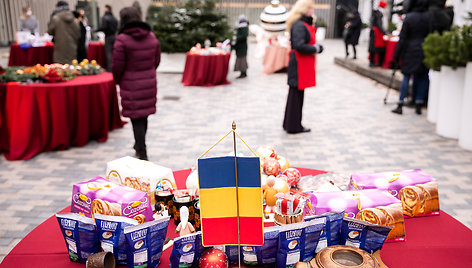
[392,0,430,115]
[73,10,87,62]
[283,0,324,134]
[344,11,362,59]
[97,5,118,71]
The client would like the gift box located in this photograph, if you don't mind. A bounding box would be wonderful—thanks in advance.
[106,156,177,207]
[308,189,405,242]
[349,170,440,217]
[71,177,153,223]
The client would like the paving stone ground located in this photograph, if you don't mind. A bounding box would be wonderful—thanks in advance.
[1,39,471,262]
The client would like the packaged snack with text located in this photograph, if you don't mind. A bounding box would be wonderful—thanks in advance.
[124,216,170,268]
[170,231,205,267]
[56,213,100,263]
[242,226,279,266]
[302,217,325,261]
[214,245,240,264]
[276,221,306,268]
[94,214,138,265]
[305,211,344,253]
[340,217,392,253]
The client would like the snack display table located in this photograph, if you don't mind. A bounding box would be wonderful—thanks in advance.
[181,53,231,86]
[87,42,107,70]
[0,72,124,160]
[1,168,471,267]
[382,39,399,69]
[263,45,290,74]
[8,43,54,66]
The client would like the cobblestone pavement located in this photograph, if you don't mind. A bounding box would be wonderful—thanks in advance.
[1,39,471,262]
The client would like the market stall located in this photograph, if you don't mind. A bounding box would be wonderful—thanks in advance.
[182,46,231,87]
[8,42,54,66]
[382,37,399,69]
[263,44,290,74]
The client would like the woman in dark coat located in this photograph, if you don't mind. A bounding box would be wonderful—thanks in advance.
[391,0,430,115]
[283,0,324,134]
[234,15,249,78]
[344,11,362,59]
[112,7,161,160]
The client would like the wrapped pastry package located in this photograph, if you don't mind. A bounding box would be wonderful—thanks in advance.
[94,215,138,265]
[106,156,177,207]
[307,189,405,242]
[349,169,440,217]
[56,213,100,263]
[71,177,153,223]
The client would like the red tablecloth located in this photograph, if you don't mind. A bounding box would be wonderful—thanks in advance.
[181,53,231,86]
[0,73,124,160]
[87,42,107,69]
[263,45,290,74]
[382,39,398,69]
[8,43,54,66]
[1,168,471,268]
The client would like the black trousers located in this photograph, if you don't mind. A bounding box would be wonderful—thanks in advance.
[345,43,356,57]
[283,87,305,132]
[131,116,148,154]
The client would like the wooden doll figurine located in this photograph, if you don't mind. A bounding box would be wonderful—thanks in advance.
[175,206,195,236]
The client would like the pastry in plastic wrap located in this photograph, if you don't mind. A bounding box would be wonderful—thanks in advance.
[398,185,427,217]
[356,208,388,225]
[106,156,177,207]
[377,203,405,240]
[416,181,439,214]
[297,172,349,192]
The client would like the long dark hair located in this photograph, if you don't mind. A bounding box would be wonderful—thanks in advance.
[119,6,141,30]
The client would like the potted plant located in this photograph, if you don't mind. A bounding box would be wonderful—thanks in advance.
[315,19,327,41]
[423,31,445,123]
[459,24,472,150]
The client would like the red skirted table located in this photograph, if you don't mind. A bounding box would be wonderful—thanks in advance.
[8,42,54,66]
[263,45,290,74]
[382,39,399,69]
[0,72,124,161]
[1,168,471,267]
[181,53,231,86]
[87,42,107,69]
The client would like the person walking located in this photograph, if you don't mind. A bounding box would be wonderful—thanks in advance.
[97,5,118,72]
[391,0,431,115]
[282,0,324,134]
[343,11,362,59]
[19,7,39,34]
[112,7,161,160]
[47,1,80,64]
[233,15,249,78]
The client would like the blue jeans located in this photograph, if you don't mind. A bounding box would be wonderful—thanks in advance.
[398,73,429,104]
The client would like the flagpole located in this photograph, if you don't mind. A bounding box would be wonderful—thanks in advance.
[232,121,242,267]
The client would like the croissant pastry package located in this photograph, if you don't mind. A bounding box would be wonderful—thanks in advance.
[349,169,440,217]
[71,177,153,223]
[106,156,177,207]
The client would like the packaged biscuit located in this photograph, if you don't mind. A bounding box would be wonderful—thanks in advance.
[276,221,306,268]
[124,216,170,268]
[305,211,344,253]
[214,245,240,264]
[242,226,279,266]
[106,156,177,207]
[56,213,100,263]
[94,214,138,265]
[170,231,206,268]
[71,177,153,223]
[340,217,392,254]
[301,217,325,262]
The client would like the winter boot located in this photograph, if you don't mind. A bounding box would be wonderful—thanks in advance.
[415,103,422,115]
[391,104,403,115]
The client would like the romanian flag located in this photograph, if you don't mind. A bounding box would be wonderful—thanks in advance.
[198,156,263,246]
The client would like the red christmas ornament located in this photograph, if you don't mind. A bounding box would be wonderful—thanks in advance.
[284,168,302,187]
[199,248,228,268]
[263,158,282,176]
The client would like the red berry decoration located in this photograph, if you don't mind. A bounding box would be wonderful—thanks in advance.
[199,248,228,268]
[284,168,302,187]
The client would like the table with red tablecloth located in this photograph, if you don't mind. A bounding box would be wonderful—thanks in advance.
[382,39,399,69]
[1,168,471,268]
[181,53,231,86]
[87,42,107,69]
[8,43,54,66]
[263,45,290,74]
[0,72,124,161]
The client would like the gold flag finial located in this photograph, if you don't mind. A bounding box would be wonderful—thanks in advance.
[232,121,236,130]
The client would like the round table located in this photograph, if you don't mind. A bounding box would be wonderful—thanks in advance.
[181,53,231,86]
[8,43,54,66]
[263,45,290,74]
[0,73,124,161]
[87,42,107,69]
[1,168,471,267]
[382,39,399,69]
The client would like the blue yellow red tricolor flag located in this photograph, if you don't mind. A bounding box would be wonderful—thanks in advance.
[198,156,264,246]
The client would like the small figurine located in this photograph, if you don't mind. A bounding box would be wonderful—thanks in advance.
[263,176,278,217]
[175,206,195,236]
